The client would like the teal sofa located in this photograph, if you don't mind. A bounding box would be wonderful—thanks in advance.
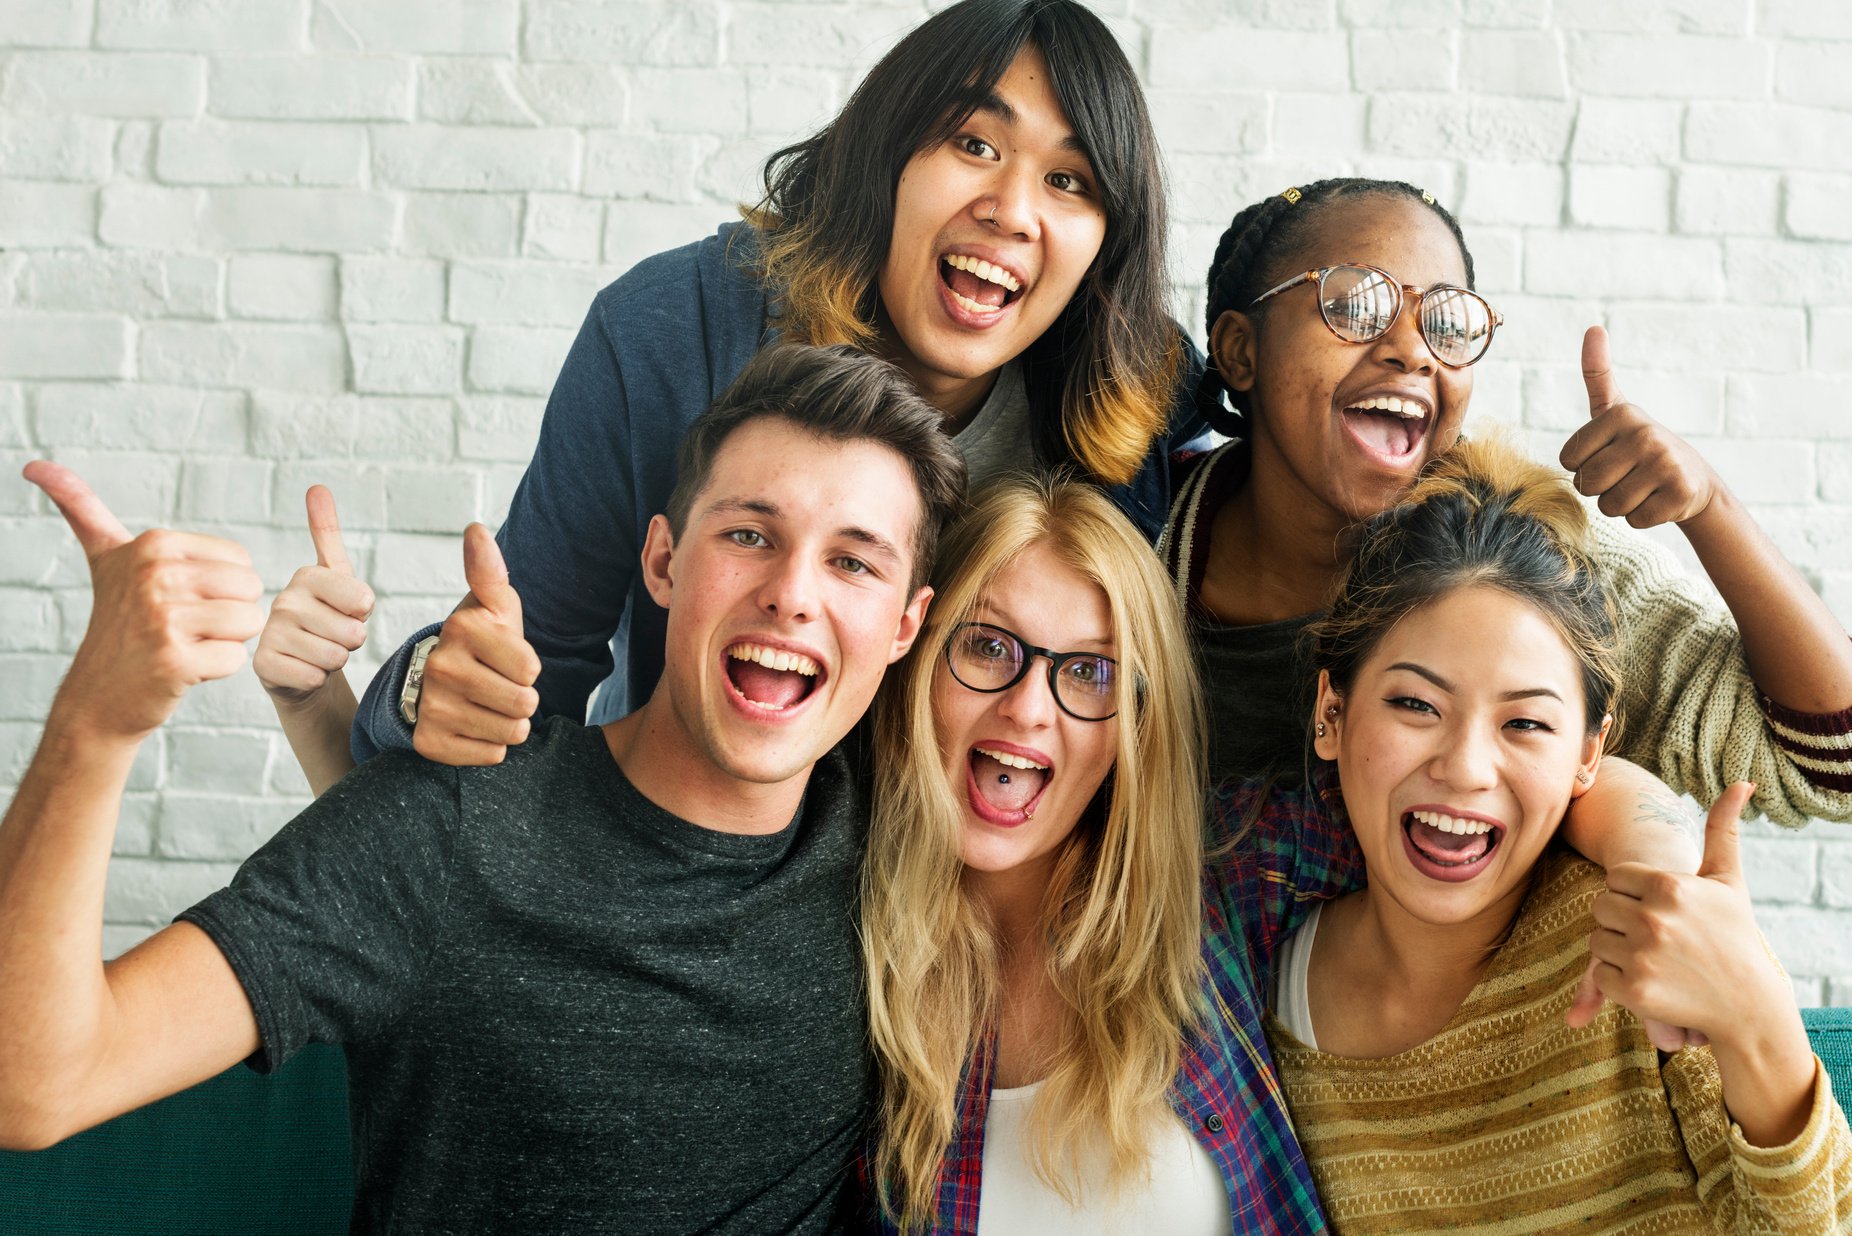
[4,1011,1851,1234]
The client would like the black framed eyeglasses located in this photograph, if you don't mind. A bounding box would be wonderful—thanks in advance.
[1248,262,1502,368]
[942,622,1119,722]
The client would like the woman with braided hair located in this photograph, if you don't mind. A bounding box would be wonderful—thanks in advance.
[1165,178,1852,826]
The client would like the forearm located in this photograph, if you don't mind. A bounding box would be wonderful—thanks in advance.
[1710,1006,1818,1149]
[271,672,358,797]
[1562,756,1701,873]
[0,710,142,1130]
[1682,487,1852,714]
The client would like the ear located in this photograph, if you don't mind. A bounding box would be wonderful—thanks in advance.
[1312,669,1343,761]
[640,514,677,611]
[1569,713,1613,800]
[886,586,934,664]
[1209,309,1260,395]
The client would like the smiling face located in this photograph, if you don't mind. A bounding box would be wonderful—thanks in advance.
[1218,195,1476,526]
[930,540,1120,885]
[641,416,933,792]
[1314,584,1607,929]
[876,45,1108,414]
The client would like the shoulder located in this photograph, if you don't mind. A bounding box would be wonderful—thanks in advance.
[585,220,768,351]
[1511,849,1607,946]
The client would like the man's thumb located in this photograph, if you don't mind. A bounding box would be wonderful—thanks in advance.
[1581,325,1623,417]
[305,485,354,575]
[23,460,133,558]
[463,524,520,620]
[1697,781,1754,883]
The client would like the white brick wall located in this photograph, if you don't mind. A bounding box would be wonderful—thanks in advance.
[3,0,1851,1001]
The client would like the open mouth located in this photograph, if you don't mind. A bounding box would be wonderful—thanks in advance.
[965,744,1050,827]
[724,642,822,713]
[1401,808,1504,883]
[1341,394,1430,463]
[940,254,1024,316]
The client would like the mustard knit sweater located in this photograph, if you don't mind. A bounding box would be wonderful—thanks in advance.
[1268,852,1852,1233]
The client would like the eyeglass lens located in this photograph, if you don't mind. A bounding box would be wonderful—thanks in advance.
[1319,265,1494,366]
[946,624,1118,720]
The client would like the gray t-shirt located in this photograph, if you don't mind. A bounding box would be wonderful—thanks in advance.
[181,717,868,1235]
[950,361,1034,488]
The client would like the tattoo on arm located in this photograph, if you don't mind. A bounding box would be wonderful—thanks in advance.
[1634,787,1699,838]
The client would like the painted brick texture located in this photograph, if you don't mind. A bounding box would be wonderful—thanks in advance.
[2,1,1850,1001]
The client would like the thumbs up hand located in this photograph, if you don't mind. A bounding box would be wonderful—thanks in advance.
[1558,326,1721,530]
[25,461,265,742]
[1578,783,1783,1048]
[410,524,541,767]
[254,486,377,707]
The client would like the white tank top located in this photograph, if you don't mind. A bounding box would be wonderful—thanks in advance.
[974,1080,1234,1236]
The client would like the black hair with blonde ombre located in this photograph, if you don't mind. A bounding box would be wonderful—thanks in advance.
[1195,178,1476,436]
[1306,436,1622,739]
[742,0,1181,487]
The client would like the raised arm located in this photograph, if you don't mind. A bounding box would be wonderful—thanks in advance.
[253,485,372,796]
[0,464,265,1149]
[1563,326,1852,821]
[349,296,649,767]
[1582,784,1852,1229]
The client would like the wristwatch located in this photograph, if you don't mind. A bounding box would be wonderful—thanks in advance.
[400,635,442,725]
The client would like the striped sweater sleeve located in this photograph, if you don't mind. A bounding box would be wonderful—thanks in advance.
[1590,517,1852,827]
[1664,1049,1852,1232]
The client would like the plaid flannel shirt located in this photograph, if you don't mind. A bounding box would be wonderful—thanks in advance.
[875,769,1365,1234]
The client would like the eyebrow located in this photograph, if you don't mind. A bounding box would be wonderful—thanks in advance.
[703,497,906,568]
[973,601,1112,651]
[973,93,1091,159]
[1385,661,1565,705]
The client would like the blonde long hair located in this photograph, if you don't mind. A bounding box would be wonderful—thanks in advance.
[862,475,1207,1223]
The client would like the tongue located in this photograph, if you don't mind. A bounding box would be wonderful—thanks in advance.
[1408,819,1491,865]
[1344,409,1416,457]
[972,751,1046,812]
[945,265,1008,308]
[728,659,811,708]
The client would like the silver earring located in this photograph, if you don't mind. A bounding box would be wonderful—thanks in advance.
[1576,770,1592,785]
[1316,722,1327,737]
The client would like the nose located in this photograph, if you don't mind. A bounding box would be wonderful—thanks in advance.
[981,162,1041,241]
[1433,719,1499,793]
[995,657,1058,729]
[1370,287,1437,376]
[756,552,819,623]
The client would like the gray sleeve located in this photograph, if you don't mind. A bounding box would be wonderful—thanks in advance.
[178,751,462,1072]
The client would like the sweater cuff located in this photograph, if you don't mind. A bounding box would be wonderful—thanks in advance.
[1757,692,1852,794]
[1728,1056,1840,1177]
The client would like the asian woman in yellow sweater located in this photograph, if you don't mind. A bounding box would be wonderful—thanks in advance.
[1264,437,1852,1232]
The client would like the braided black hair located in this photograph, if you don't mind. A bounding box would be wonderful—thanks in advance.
[1194,178,1476,435]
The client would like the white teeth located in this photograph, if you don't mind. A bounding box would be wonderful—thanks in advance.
[975,746,1048,771]
[728,643,819,677]
[949,288,1003,315]
[1410,809,1493,836]
[1350,394,1428,419]
[943,253,1022,293]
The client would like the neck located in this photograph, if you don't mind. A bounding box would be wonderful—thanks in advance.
[1200,438,1351,623]
[873,322,1000,431]
[601,701,809,837]
[966,854,1056,954]
[1331,876,1530,1015]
